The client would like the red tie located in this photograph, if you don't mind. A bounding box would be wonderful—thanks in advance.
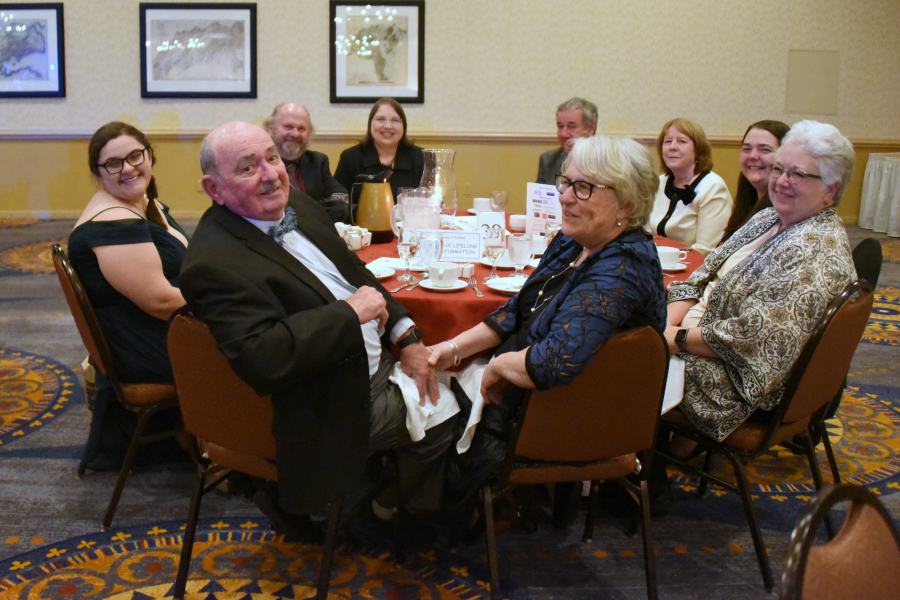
[287,162,306,193]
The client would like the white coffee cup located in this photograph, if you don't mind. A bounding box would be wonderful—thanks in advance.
[473,197,491,211]
[657,246,687,268]
[531,234,548,254]
[509,214,526,231]
[428,261,460,287]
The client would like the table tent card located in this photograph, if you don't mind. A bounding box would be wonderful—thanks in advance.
[477,211,505,257]
[525,183,562,235]
[416,229,482,262]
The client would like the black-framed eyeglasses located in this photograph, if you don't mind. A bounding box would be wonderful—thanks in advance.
[98,148,149,175]
[555,173,614,200]
[768,164,822,185]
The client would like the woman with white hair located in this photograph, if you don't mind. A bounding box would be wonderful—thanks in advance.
[665,120,857,442]
[427,134,667,525]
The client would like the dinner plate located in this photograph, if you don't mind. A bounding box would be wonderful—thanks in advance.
[366,265,395,280]
[419,279,467,292]
[479,253,540,269]
[662,263,687,273]
[485,277,526,295]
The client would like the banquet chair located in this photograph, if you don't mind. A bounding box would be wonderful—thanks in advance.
[166,308,346,600]
[657,279,874,592]
[481,324,669,600]
[51,243,182,531]
[780,484,900,600]
[812,238,883,484]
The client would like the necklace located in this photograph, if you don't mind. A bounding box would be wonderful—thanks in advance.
[530,249,588,313]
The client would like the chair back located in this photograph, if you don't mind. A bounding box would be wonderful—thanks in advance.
[852,238,882,289]
[511,325,669,463]
[780,484,900,600]
[780,280,874,424]
[51,244,119,385]
[167,308,276,460]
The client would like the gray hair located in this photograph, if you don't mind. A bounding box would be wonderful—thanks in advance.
[199,131,219,180]
[263,102,316,136]
[564,134,657,229]
[557,97,599,132]
[781,120,855,202]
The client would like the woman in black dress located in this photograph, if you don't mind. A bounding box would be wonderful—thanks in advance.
[334,97,424,202]
[68,122,188,469]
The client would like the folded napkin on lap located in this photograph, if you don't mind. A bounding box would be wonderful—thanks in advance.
[389,365,460,442]
[662,356,684,414]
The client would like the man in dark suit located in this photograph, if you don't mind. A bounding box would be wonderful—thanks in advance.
[265,103,348,221]
[535,98,599,185]
[181,121,452,538]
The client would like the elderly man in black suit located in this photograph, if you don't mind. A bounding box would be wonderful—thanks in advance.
[535,97,599,185]
[181,121,452,540]
[265,103,348,221]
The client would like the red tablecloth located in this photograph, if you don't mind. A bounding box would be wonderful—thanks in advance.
[653,235,704,286]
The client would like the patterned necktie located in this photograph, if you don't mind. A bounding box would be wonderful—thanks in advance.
[267,206,298,246]
[286,161,306,192]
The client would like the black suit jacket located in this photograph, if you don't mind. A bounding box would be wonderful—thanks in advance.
[293,150,346,201]
[180,194,411,512]
[536,147,567,185]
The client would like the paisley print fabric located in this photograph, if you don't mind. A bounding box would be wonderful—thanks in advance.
[667,207,856,441]
[485,228,667,390]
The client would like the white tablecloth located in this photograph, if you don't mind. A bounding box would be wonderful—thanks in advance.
[859,153,900,237]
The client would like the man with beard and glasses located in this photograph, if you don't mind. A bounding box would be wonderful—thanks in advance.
[180,121,454,542]
[264,103,348,221]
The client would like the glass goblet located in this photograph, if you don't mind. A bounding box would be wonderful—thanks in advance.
[483,241,505,282]
[507,233,533,279]
[490,190,508,212]
[396,228,419,282]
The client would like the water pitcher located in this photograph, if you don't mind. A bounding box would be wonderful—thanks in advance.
[419,149,457,216]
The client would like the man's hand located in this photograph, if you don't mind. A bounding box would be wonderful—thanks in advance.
[400,341,440,407]
[345,286,388,328]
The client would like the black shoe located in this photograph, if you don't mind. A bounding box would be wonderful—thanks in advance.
[252,489,324,544]
[552,482,584,529]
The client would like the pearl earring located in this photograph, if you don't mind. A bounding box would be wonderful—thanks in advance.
[617,221,622,227]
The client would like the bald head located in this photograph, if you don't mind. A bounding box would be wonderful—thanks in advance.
[265,103,313,160]
[199,121,290,221]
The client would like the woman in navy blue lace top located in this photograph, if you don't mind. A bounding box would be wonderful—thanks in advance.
[428,135,666,518]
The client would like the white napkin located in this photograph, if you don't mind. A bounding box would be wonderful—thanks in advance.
[662,356,685,414]
[454,358,491,453]
[367,256,426,271]
[451,216,478,231]
[389,364,460,442]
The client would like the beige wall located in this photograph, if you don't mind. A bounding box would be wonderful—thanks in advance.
[2,0,899,219]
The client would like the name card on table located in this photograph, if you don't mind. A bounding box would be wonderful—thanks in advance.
[417,229,482,262]
[525,183,561,235]
[477,211,506,256]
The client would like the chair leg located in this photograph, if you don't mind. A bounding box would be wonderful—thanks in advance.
[317,498,343,600]
[819,423,842,485]
[392,460,405,564]
[582,481,597,543]
[697,450,713,497]
[482,485,501,600]
[723,449,774,592]
[173,464,207,600]
[639,480,659,600]
[800,431,836,539]
[101,407,155,531]
[76,462,87,479]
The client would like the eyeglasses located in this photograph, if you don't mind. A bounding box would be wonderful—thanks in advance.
[98,148,149,174]
[768,164,822,185]
[555,174,614,200]
[373,116,402,126]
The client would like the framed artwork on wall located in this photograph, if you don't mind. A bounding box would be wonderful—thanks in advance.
[330,1,424,104]
[139,3,256,99]
[0,3,65,97]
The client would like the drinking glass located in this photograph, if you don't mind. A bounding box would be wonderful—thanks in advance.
[490,190,508,212]
[418,232,443,271]
[483,239,506,282]
[545,221,562,244]
[397,228,419,282]
[507,233,533,279]
[440,194,457,228]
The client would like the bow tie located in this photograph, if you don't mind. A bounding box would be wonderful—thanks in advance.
[267,206,297,246]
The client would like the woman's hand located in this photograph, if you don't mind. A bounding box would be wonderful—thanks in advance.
[480,361,507,404]
[479,349,535,404]
[426,342,458,372]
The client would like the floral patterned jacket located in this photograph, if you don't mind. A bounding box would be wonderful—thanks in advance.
[485,228,667,391]
[668,207,856,441]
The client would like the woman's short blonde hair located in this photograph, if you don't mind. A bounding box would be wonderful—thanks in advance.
[656,117,713,176]
[564,134,658,229]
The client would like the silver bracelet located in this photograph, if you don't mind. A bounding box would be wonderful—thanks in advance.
[445,340,461,367]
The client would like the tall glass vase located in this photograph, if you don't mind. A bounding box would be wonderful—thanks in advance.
[420,149,457,223]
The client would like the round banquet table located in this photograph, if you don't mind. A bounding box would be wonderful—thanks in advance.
[358,224,704,346]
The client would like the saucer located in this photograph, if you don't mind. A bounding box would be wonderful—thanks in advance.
[419,279,467,292]
[485,278,525,295]
[480,253,540,269]
[468,208,490,214]
[366,265,395,280]
[662,262,687,273]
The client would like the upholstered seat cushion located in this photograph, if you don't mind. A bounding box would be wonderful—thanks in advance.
[202,440,278,482]
[121,382,178,406]
[508,453,636,485]
[663,409,811,453]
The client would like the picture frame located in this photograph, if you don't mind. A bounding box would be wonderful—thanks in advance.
[0,3,65,98]
[330,1,424,104]
[139,3,256,99]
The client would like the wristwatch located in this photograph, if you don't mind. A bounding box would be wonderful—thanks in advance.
[395,327,424,349]
[675,328,689,354]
